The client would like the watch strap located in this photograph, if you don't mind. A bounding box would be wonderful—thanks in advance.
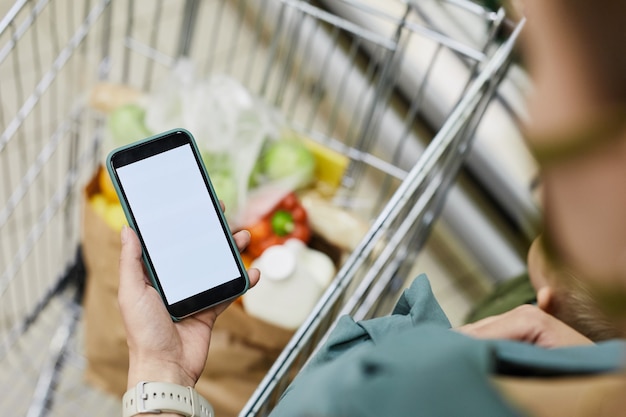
[122,381,214,417]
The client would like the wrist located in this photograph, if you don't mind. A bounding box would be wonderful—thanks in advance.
[127,356,196,390]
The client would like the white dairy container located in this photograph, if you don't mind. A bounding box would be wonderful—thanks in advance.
[243,239,336,330]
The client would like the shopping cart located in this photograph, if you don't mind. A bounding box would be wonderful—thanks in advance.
[0,0,523,416]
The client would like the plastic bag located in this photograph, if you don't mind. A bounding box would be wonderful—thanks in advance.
[143,60,313,228]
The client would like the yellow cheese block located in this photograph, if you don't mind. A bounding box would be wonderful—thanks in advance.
[301,137,349,194]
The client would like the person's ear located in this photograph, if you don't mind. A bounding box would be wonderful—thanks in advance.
[528,237,551,290]
[536,286,554,313]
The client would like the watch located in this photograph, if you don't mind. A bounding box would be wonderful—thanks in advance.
[122,381,214,417]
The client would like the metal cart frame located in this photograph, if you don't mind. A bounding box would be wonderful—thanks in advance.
[0,0,523,415]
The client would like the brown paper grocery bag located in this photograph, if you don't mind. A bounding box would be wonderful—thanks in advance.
[80,166,295,417]
[82,167,129,395]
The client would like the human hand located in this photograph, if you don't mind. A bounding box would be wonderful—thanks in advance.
[457,304,593,348]
[118,224,260,391]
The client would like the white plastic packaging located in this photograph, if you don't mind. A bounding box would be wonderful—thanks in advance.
[242,239,336,330]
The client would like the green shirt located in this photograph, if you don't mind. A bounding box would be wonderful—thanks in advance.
[269,274,625,417]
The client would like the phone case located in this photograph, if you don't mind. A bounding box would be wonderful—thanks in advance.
[106,128,250,320]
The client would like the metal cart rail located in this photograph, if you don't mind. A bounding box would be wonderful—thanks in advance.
[0,0,522,416]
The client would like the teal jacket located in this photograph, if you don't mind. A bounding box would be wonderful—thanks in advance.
[269,274,625,417]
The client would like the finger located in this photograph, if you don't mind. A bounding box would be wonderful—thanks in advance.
[233,229,251,252]
[119,226,149,298]
[219,200,225,212]
[458,312,515,338]
[232,228,259,287]
[457,306,540,342]
[247,267,260,289]
[457,314,501,333]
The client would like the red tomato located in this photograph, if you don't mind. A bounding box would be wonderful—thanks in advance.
[290,222,312,243]
[280,192,298,210]
[248,234,283,258]
[247,220,271,243]
[291,205,307,223]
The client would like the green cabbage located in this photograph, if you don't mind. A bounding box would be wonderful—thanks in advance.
[201,151,238,213]
[107,103,152,145]
[258,139,315,189]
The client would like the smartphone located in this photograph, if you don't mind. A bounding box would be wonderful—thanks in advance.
[106,128,249,320]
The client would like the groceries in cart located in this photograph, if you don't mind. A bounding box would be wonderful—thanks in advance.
[81,61,369,415]
[87,61,366,325]
[91,61,346,224]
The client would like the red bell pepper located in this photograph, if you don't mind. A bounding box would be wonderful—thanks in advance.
[245,192,311,258]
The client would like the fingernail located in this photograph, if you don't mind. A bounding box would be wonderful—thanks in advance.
[121,225,129,243]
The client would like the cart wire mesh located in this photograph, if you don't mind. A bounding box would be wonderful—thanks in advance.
[0,0,523,416]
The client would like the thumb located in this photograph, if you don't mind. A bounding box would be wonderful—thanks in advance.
[119,226,149,297]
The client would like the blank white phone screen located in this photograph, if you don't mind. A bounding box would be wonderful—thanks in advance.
[116,144,240,304]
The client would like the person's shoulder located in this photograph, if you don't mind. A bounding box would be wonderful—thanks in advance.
[271,325,523,417]
[306,274,452,369]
